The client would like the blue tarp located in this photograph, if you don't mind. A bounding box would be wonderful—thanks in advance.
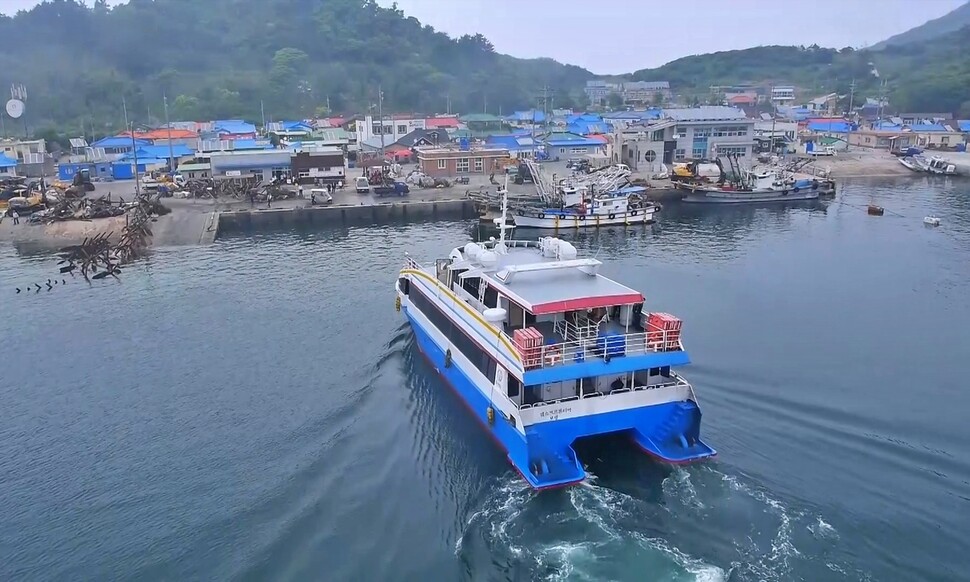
[958,120,970,132]
[0,154,18,168]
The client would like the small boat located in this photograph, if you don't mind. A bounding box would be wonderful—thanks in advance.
[923,216,941,226]
[867,204,885,216]
[513,186,656,229]
[927,156,957,175]
[898,157,923,172]
[396,190,715,489]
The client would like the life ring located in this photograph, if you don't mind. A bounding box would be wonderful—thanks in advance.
[537,212,545,219]
[812,180,819,190]
[793,186,800,193]
[608,213,615,220]
[631,210,638,216]
[559,214,566,220]
[579,215,586,220]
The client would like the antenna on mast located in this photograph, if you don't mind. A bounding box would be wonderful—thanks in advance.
[495,173,510,253]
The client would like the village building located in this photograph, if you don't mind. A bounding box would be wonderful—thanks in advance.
[613,106,755,171]
[416,145,509,177]
[290,147,346,184]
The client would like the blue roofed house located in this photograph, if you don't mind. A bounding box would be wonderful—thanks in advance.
[0,153,19,176]
[541,132,606,161]
[212,119,257,140]
[849,118,965,150]
[91,136,152,155]
[507,110,545,125]
[485,135,538,158]
[268,121,314,139]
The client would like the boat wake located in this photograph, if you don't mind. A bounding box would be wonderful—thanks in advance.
[456,464,867,581]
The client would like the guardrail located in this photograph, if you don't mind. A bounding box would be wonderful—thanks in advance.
[516,327,683,369]
[518,375,690,410]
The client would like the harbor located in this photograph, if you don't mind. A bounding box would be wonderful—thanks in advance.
[3,176,969,581]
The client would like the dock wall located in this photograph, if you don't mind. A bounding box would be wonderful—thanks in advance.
[214,199,477,238]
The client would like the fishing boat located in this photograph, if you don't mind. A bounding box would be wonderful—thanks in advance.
[395,195,715,489]
[680,170,832,203]
[678,155,834,203]
[927,156,957,176]
[512,185,657,229]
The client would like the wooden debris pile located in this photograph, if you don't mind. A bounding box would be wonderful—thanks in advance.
[55,193,162,281]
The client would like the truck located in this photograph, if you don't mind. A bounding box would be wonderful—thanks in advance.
[373,181,409,197]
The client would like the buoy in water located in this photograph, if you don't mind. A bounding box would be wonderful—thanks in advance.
[923,216,941,226]
[867,204,885,216]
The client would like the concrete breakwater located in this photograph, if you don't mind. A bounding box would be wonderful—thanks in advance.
[215,199,477,236]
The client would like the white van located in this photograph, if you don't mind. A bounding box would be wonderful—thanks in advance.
[355,176,370,193]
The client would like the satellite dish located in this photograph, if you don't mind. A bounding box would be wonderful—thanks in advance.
[6,99,24,119]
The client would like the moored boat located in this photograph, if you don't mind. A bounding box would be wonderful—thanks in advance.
[513,186,656,229]
[681,172,832,203]
[396,198,715,489]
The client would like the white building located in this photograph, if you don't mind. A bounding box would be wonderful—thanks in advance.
[355,115,426,145]
[771,86,796,106]
[614,106,756,171]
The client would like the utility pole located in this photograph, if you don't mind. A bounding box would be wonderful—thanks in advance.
[378,84,385,159]
[163,94,175,174]
[446,94,451,115]
[847,78,856,116]
[130,123,141,197]
[260,100,266,129]
[326,94,331,114]
[122,95,129,128]
[483,93,487,115]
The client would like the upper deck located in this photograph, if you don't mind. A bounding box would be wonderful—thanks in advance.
[402,237,688,384]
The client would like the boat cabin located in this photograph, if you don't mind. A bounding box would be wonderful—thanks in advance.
[427,237,689,411]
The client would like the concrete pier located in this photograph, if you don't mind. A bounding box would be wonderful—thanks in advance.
[215,199,477,236]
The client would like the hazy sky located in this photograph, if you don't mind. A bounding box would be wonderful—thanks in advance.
[1,0,965,74]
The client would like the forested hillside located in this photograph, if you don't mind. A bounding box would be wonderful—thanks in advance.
[628,26,970,116]
[871,1,970,49]
[0,0,592,134]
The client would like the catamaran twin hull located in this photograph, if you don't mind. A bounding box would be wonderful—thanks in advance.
[396,237,715,490]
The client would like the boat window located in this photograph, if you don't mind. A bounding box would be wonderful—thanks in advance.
[461,276,480,297]
[507,376,521,399]
[411,286,498,383]
[483,284,498,308]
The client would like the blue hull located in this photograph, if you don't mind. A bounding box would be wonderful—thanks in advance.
[405,309,716,489]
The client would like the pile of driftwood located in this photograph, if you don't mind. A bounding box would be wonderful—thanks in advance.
[43,194,127,222]
[174,178,296,202]
[55,193,162,281]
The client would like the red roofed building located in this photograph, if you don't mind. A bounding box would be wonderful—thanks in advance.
[120,128,199,148]
[425,116,460,129]
[728,95,757,106]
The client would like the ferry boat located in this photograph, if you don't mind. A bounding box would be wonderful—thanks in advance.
[395,198,715,489]
[512,185,657,229]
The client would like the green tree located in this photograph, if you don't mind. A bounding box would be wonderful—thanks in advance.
[651,91,665,107]
[606,93,624,109]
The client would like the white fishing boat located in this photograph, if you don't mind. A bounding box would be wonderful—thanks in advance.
[927,156,957,175]
[512,185,657,229]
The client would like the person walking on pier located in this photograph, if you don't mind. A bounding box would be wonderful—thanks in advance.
[266,193,272,208]
[11,210,20,225]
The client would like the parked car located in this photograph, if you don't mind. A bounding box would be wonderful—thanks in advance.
[355,176,370,193]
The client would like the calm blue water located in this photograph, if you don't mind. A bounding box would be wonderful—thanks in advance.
[1,177,969,581]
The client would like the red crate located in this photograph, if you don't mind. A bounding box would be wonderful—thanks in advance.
[648,312,682,331]
[514,327,543,368]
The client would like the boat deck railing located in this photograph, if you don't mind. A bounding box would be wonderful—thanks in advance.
[516,326,683,370]
[518,374,691,411]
